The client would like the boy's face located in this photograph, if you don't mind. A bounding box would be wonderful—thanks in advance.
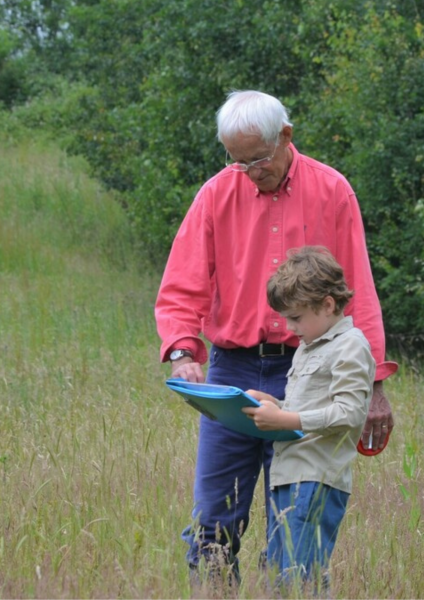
[281,297,341,345]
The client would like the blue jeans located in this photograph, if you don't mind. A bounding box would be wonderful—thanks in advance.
[267,482,349,584]
[182,345,293,568]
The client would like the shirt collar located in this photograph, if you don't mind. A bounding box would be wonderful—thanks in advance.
[285,142,298,184]
[302,315,354,349]
[254,142,298,197]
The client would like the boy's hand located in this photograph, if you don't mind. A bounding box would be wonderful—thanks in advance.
[242,399,285,430]
[245,389,280,406]
[242,389,302,431]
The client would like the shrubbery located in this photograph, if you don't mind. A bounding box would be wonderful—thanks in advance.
[0,0,423,339]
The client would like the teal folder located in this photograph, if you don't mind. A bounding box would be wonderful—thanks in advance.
[166,378,304,442]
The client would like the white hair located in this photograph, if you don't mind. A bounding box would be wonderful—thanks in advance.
[216,90,292,144]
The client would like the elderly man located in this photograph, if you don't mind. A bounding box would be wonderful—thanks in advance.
[155,90,397,583]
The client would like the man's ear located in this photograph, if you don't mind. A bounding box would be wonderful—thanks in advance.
[280,126,293,146]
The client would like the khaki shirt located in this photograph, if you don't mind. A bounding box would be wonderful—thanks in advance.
[270,316,376,494]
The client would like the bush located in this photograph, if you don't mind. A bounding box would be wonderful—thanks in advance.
[296,5,424,336]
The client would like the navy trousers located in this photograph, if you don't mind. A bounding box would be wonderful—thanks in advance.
[182,345,293,567]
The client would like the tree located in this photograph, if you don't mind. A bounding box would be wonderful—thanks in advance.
[66,0,308,261]
[296,4,424,335]
[1,0,423,336]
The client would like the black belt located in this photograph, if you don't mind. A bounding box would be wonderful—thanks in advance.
[230,343,296,357]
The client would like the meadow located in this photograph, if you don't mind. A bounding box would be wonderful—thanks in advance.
[0,138,422,599]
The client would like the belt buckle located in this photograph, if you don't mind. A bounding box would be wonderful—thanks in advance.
[259,343,284,357]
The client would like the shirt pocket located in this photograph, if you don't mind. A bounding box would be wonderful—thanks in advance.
[299,362,321,376]
[297,356,329,394]
[299,355,324,375]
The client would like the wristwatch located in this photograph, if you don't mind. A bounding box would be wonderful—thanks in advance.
[170,349,193,361]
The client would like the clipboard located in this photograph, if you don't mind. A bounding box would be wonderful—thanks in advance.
[166,378,304,442]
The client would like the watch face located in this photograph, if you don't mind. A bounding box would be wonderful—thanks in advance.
[170,350,192,361]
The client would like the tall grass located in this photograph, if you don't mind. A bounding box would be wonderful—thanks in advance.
[0,137,422,599]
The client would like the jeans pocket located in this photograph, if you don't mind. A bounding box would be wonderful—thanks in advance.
[209,345,226,368]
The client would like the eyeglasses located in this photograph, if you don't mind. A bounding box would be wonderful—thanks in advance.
[225,142,279,172]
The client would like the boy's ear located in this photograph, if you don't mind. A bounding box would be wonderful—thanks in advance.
[323,295,336,314]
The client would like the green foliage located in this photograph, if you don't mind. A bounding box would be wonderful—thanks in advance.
[67,0,152,100]
[0,30,29,106]
[0,0,423,335]
[0,135,423,598]
[0,0,77,106]
[0,78,95,151]
[0,138,138,271]
[63,0,309,264]
[0,0,74,69]
[296,4,424,335]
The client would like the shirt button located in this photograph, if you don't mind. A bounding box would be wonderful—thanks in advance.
[273,322,279,327]
[287,187,292,192]
[272,226,278,232]
[273,258,278,264]
[273,196,278,201]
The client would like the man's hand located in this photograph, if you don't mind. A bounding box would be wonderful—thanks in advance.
[171,357,205,382]
[361,381,394,451]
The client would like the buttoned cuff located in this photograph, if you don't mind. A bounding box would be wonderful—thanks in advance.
[375,361,398,381]
[161,337,208,364]
[298,410,326,433]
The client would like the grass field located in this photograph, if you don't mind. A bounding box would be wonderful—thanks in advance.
[0,138,422,599]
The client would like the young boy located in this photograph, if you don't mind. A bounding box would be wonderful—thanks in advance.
[243,245,376,590]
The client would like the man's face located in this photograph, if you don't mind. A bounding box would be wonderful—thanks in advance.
[223,127,293,193]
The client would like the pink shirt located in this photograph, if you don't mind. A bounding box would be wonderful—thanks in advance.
[155,143,397,381]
